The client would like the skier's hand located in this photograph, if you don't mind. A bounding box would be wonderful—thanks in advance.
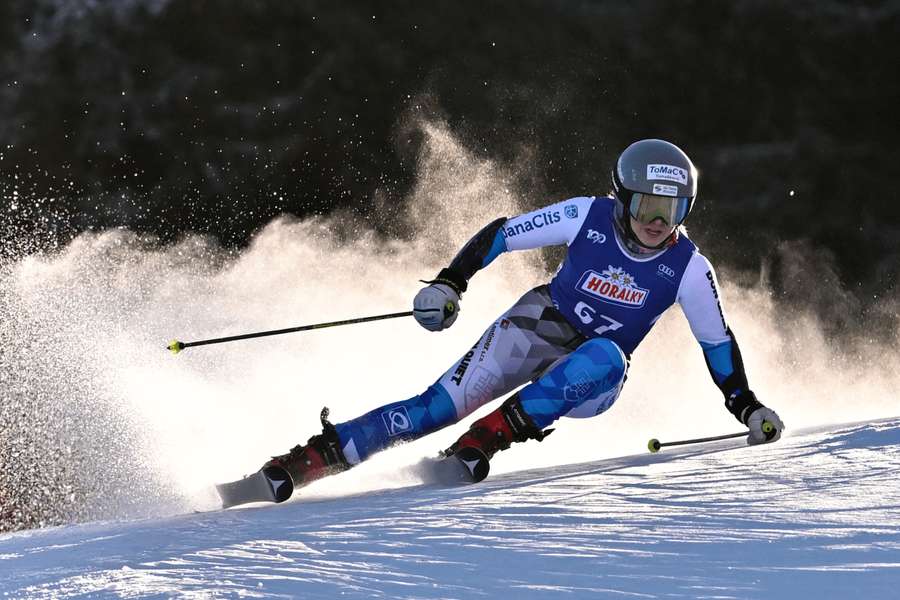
[747,406,784,445]
[413,283,460,331]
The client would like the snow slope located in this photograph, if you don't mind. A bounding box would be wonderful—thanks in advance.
[2,417,899,599]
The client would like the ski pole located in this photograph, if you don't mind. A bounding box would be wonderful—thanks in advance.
[647,421,775,453]
[166,310,414,355]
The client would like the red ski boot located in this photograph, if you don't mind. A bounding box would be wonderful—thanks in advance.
[265,408,350,487]
[444,396,552,460]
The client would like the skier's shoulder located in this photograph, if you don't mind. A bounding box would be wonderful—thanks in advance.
[556,194,613,236]
[545,194,601,215]
[554,194,614,221]
[675,241,722,300]
[676,232,722,276]
[672,226,698,255]
[587,194,614,211]
[669,230,709,290]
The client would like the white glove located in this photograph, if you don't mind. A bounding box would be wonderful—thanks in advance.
[747,407,785,445]
[413,283,460,332]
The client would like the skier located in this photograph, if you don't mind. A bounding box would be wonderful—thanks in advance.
[264,138,785,487]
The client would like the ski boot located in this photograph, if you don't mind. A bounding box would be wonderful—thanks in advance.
[264,407,350,487]
[440,396,552,482]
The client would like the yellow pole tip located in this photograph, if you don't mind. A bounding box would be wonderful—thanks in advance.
[762,421,775,433]
[648,438,661,453]
[167,340,183,355]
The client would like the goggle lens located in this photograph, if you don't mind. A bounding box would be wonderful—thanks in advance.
[627,193,690,226]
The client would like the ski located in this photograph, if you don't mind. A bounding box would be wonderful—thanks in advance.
[216,446,490,510]
[216,465,294,509]
[417,446,491,486]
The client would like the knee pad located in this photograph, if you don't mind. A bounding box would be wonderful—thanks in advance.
[563,338,627,388]
[519,338,628,427]
[560,338,627,419]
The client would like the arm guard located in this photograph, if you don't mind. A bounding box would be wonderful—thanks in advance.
[701,327,763,425]
[427,217,508,295]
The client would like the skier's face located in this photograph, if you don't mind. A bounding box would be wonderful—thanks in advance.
[630,217,675,248]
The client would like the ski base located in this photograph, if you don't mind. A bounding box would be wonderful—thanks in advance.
[216,465,294,509]
[418,446,491,486]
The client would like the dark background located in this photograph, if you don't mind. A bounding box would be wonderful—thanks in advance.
[1,0,898,326]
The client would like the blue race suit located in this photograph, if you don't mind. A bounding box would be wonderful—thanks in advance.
[334,196,761,464]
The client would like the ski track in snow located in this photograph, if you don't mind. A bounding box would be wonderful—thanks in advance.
[2,418,900,599]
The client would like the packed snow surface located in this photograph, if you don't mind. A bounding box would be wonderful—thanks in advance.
[2,122,898,596]
[2,418,899,599]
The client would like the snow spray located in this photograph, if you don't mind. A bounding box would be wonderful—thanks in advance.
[1,120,897,531]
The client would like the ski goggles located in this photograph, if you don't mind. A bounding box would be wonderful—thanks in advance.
[625,193,691,226]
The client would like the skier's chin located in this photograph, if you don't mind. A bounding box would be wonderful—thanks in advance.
[635,229,669,247]
[629,218,673,248]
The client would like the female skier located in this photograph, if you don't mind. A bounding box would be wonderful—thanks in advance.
[263,138,785,487]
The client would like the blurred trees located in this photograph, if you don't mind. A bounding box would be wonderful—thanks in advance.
[0,0,897,302]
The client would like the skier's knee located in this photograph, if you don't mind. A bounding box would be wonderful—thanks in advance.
[519,338,627,426]
[572,338,627,382]
[554,338,627,392]
[558,338,627,419]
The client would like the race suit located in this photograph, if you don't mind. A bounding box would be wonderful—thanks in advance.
[334,196,760,464]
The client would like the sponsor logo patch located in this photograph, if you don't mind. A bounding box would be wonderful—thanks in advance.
[576,265,649,308]
[657,263,676,280]
[501,210,562,239]
[586,229,606,244]
[647,164,688,185]
[382,407,412,437]
[564,204,579,219]
[652,183,679,196]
